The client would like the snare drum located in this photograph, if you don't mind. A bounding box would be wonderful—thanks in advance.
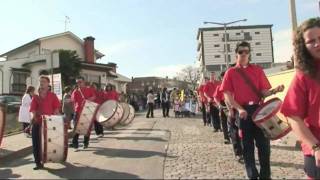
[41,115,68,163]
[121,104,135,126]
[75,100,98,135]
[0,106,5,146]
[252,98,291,140]
[119,103,130,125]
[96,100,124,128]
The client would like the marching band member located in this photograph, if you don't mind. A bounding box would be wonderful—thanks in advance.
[221,41,284,179]
[213,72,230,144]
[204,72,221,132]
[71,76,96,149]
[90,82,104,138]
[104,84,119,101]
[280,17,320,179]
[30,76,60,170]
[197,77,209,126]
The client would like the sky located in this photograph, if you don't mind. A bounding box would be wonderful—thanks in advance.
[0,0,319,78]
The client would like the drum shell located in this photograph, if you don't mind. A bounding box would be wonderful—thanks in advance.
[119,103,130,125]
[96,100,124,128]
[121,104,135,126]
[75,100,98,135]
[41,115,68,163]
[252,98,291,140]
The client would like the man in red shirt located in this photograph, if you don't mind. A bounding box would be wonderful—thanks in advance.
[30,76,60,170]
[104,84,119,101]
[90,82,104,138]
[71,76,96,149]
[280,18,320,179]
[197,77,209,126]
[213,71,230,144]
[221,41,284,179]
[204,72,221,132]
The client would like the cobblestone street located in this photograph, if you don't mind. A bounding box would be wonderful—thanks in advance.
[154,112,306,179]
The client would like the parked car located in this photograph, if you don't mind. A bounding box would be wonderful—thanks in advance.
[0,95,22,113]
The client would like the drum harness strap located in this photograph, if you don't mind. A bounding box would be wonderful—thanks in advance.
[235,67,264,103]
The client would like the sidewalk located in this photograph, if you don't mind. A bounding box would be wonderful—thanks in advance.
[0,133,32,162]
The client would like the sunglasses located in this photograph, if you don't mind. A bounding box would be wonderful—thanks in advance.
[237,50,250,55]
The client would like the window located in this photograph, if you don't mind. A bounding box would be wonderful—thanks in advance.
[256,53,262,56]
[12,72,27,93]
[255,42,261,45]
[213,34,219,37]
[255,32,260,34]
[214,44,220,47]
[214,55,221,58]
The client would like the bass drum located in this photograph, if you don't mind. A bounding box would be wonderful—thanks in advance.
[0,105,5,147]
[121,104,135,126]
[74,100,98,135]
[119,103,130,125]
[96,100,124,128]
[41,115,68,163]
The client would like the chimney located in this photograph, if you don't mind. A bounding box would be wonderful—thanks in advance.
[84,36,95,64]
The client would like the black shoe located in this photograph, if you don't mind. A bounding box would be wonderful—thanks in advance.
[83,144,88,149]
[69,143,78,149]
[146,116,149,118]
[236,155,244,164]
[224,139,231,144]
[213,129,219,132]
[33,164,44,170]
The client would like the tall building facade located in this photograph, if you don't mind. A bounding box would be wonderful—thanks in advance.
[197,25,274,77]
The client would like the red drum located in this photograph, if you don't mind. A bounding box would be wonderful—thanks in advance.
[41,115,68,163]
[96,100,124,128]
[0,106,5,147]
[75,100,98,135]
[252,98,291,140]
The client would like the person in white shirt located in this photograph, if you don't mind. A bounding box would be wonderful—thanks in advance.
[18,86,35,137]
[146,90,155,118]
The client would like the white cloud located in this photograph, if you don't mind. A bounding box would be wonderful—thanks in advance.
[273,28,293,63]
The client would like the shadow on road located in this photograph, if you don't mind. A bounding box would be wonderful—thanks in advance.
[0,169,21,178]
[111,136,168,142]
[45,162,140,179]
[271,145,299,151]
[270,161,304,169]
[82,146,175,159]
[0,156,33,168]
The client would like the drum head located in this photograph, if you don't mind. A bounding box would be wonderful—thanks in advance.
[119,103,130,124]
[96,100,118,123]
[253,98,281,122]
[0,106,5,146]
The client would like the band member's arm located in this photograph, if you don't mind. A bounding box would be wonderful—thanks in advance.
[30,111,36,124]
[204,92,212,102]
[224,91,247,119]
[213,97,221,108]
[287,115,320,166]
[261,84,285,98]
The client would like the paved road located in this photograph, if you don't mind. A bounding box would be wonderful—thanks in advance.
[0,110,306,179]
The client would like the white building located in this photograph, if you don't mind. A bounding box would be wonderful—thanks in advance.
[197,25,274,77]
[0,31,130,95]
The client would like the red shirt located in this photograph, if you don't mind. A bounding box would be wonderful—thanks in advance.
[220,64,271,106]
[197,85,207,103]
[71,87,96,113]
[94,90,105,105]
[280,67,320,155]
[30,91,60,123]
[214,84,224,102]
[104,90,119,101]
[204,81,220,99]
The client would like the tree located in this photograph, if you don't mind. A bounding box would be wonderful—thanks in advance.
[175,66,200,90]
[58,50,82,87]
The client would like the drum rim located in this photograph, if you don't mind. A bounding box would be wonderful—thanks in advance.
[42,117,48,163]
[122,104,135,125]
[0,106,6,147]
[270,126,292,140]
[97,100,119,122]
[74,100,98,135]
[119,103,130,125]
[63,120,68,162]
[252,97,282,123]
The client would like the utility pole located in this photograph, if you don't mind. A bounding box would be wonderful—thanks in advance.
[289,0,298,31]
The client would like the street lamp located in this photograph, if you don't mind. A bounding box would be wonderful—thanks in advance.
[203,19,247,69]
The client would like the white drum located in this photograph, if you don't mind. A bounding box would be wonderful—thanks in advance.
[96,100,124,128]
[252,98,291,140]
[75,100,98,135]
[119,103,130,125]
[41,115,68,163]
[0,106,5,147]
[121,104,135,126]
